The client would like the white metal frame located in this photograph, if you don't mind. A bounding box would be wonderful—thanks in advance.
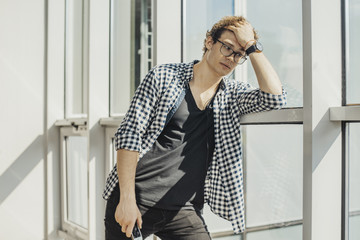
[59,124,89,240]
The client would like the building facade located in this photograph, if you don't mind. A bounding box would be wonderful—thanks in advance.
[0,0,359,239]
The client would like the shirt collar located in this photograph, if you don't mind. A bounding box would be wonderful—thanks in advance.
[183,60,226,91]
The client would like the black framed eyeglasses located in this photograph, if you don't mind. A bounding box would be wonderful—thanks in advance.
[217,39,247,65]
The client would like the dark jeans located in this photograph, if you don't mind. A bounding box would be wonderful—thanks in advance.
[104,186,211,240]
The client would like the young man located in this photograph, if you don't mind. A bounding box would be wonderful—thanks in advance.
[103,16,286,239]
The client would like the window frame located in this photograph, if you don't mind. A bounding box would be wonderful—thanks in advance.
[338,0,360,239]
[57,122,89,240]
[182,0,304,237]
[101,0,360,239]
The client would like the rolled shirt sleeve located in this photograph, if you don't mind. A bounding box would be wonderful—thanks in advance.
[236,82,287,115]
[114,66,159,152]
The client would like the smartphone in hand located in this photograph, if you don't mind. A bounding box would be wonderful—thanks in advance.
[131,223,142,240]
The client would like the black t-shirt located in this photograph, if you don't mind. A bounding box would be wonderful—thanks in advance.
[135,87,215,211]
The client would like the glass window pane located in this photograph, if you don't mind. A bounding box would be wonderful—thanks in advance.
[243,125,303,227]
[349,123,360,240]
[350,215,360,240]
[110,0,132,115]
[65,0,86,117]
[185,0,234,62]
[247,0,303,107]
[246,225,302,240]
[184,0,235,234]
[66,136,88,228]
[202,204,233,233]
[110,0,154,115]
[347,0,360,104]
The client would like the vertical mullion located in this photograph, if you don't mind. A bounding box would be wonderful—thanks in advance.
[342,122,349,240]
[341,0,349,239]
[302,0,312,239]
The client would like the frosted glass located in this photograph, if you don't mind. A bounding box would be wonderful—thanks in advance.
[348,0,360,104]
[247,0,303,107]
[244,125,303,227]
[185,0,234,62]
[66,136,88,228]
[246,225,302,240]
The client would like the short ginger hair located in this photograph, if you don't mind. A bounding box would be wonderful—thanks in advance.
[202,16,259,55]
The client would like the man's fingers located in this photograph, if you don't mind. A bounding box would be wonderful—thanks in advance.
[121,224,127,234]
[126,222,135,238]
[226,25,236,31]
[137,215,143,229]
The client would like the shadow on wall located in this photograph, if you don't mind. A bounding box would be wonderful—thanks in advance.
[312,109,341,172]
[0,125,61,205]
[0,135,44,204]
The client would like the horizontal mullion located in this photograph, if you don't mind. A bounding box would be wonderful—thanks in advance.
[240,108,303,125]
[209,219,303,238]
[244,219,303,233]
[349,210,360,217]
[100,109,303,127]
[55,118,87,127]
[330,105,360,121]
[99,115,125,127]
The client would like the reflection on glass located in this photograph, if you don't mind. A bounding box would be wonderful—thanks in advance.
[243,125,303,228]
[185,0,234,62]
[347,0,360,104]
[349,123,360,240]
[247,0,303,107]
[110,0,153,115]
[110,0,132,115]
[65,0,86,117]
[246,225,302,240]
[135,0,153,90]
[66,136,88,228]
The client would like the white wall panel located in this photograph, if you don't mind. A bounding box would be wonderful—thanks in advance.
[47,0,65,238]
[303,0,342,240]
[0,0,45,239]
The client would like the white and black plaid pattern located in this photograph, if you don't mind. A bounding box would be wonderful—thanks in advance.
[103,61,287,233]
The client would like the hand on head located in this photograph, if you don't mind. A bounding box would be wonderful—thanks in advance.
[226,22,256,50]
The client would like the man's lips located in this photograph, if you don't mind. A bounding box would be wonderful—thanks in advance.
[220,62,231,69]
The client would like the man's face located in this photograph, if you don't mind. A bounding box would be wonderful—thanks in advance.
[204,30,245,77]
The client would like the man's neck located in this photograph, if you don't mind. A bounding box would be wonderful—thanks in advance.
[192,59,223,90]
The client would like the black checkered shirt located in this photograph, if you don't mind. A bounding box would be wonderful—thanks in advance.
[103,60,287,233]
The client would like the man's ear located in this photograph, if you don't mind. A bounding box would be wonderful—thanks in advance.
[205,36,214,51]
